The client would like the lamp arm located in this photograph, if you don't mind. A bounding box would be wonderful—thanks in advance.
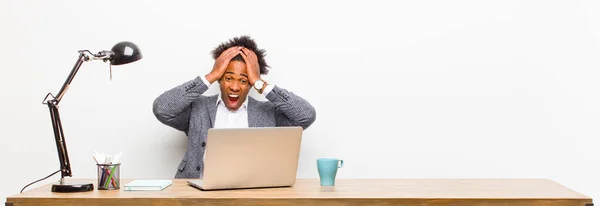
[54,53,85,103]
[41,52,89,180]
[46,101,71,180]
[44,50,114,104]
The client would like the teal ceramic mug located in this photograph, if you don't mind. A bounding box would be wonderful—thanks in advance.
[317,158,344,186]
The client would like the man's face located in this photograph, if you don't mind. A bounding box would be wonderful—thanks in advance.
[219,60,251,111]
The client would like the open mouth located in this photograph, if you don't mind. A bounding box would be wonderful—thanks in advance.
[227,94,239,105]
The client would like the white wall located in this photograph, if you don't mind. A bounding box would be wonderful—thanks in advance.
[2,0,599,201]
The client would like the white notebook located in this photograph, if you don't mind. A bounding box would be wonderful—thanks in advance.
[124,180,172,191]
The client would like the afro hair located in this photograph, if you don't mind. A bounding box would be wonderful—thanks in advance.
[211,35,269,75]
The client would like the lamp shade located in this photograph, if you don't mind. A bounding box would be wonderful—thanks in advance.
[110,41,142,65]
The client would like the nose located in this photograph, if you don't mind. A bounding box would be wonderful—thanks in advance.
[229,81,241,92]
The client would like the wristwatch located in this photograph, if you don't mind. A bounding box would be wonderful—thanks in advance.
[254,79,265,92]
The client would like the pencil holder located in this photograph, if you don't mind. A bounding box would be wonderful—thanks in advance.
[97,163,120,190]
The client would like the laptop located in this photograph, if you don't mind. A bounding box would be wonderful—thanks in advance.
[187,126,303,190]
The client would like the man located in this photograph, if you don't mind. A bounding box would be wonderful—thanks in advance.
[153,36,316,178]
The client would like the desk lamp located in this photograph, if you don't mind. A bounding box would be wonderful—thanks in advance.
[40,41,142,192]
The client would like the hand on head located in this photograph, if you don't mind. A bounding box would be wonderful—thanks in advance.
[205,46,243,84]
[206,46,262,86]
[239,47,261,86]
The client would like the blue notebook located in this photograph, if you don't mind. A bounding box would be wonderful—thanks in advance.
[124,180,172,191]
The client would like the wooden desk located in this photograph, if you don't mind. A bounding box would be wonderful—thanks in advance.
[6,179,593,206]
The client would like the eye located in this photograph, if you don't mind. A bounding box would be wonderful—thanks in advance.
[225,77,232,82]
[240,79,247,85]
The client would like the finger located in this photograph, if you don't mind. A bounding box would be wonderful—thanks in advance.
[225,50,241,59]
[239,50,249,62]
[241,49,258,66]
[228,46,243,52]
[220,46,242,58]
[220,47,237,56]
[239,50,259,72]
[240,48,251,59]
[241,47,251,55]
[243,48,258,60]
[242,48,256,56]
[224,47,243,59]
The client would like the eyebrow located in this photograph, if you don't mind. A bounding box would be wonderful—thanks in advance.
[224,72,249,78]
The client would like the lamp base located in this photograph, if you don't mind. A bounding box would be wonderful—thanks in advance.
[51,181,94,192]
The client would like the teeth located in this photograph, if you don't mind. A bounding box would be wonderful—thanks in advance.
[229,94,239,98]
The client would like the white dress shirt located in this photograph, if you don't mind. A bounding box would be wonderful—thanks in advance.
[200,75,274,161]
[213,92,249,128]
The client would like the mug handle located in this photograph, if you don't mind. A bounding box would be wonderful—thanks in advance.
[338,160,344,168]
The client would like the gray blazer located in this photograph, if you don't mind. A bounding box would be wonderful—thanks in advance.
[153,76,316,178]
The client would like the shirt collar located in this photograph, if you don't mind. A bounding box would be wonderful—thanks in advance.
[216,93,249,110]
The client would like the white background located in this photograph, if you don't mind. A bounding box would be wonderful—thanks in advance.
[1,0,599,201]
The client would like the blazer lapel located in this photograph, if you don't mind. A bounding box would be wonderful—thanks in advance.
[206,95,218,128]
